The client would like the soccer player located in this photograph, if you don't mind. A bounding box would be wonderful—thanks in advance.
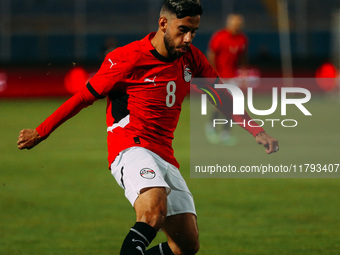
[17,1,279,254]
[205,14,248,145]
[207,14,248,79]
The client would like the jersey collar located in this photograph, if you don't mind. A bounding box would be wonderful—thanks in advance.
[145,32,178,63]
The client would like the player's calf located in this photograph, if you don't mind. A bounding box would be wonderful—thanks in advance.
[163,213,200,255]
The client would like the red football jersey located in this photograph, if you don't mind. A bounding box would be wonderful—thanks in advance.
[209,29,248,78]
[36,33,263,169]
[88,33,222,168]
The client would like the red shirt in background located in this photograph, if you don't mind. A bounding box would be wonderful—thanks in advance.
[208,29,248,78]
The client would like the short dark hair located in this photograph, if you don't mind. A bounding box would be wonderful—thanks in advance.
[161,0,203,19]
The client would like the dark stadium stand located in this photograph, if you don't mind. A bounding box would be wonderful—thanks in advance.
[1,0,340,65]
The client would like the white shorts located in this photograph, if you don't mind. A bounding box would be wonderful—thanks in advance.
[110,147,196,216]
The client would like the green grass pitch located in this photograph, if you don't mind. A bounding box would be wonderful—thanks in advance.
[1,96,339,254]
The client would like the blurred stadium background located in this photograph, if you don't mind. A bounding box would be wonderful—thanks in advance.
[1,1,340,254]
[0,0,340,96]
[0,0,339,63]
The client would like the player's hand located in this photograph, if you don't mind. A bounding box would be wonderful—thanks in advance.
[255,131,279,154]
[17,129,43,150]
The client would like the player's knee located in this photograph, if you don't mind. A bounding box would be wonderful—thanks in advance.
[143,204,167,229]
[170,233,200,255]
[184,239,200,255]
[172,240,200,255]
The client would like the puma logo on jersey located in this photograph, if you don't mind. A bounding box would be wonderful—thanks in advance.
[108,59,116,68]
[144,76,157,86]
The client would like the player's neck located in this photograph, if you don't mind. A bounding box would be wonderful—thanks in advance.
[151,30,169,58]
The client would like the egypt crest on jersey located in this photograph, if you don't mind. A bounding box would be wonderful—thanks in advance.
[183,65,192,82]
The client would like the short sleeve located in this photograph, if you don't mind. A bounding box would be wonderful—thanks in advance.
[190,46,218,79]
[88,47,135,98]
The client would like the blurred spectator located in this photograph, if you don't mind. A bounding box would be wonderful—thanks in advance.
[205,14,248,145]
[207,14,248,79]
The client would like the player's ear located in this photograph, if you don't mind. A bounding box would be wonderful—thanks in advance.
[159,17,168,33]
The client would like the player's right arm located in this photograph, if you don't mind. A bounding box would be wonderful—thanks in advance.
[17,129,42,150]
[17,85,98,150]
[17,47,135,150]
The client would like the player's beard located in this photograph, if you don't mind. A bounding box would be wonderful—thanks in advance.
[164,31,186,59]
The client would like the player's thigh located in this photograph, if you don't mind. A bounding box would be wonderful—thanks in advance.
[162,213,199,255]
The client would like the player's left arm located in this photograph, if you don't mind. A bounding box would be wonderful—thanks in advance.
[192,46,279,154]
[230,103,279,154]
[218,91,279,154]
[255,131,279,154]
